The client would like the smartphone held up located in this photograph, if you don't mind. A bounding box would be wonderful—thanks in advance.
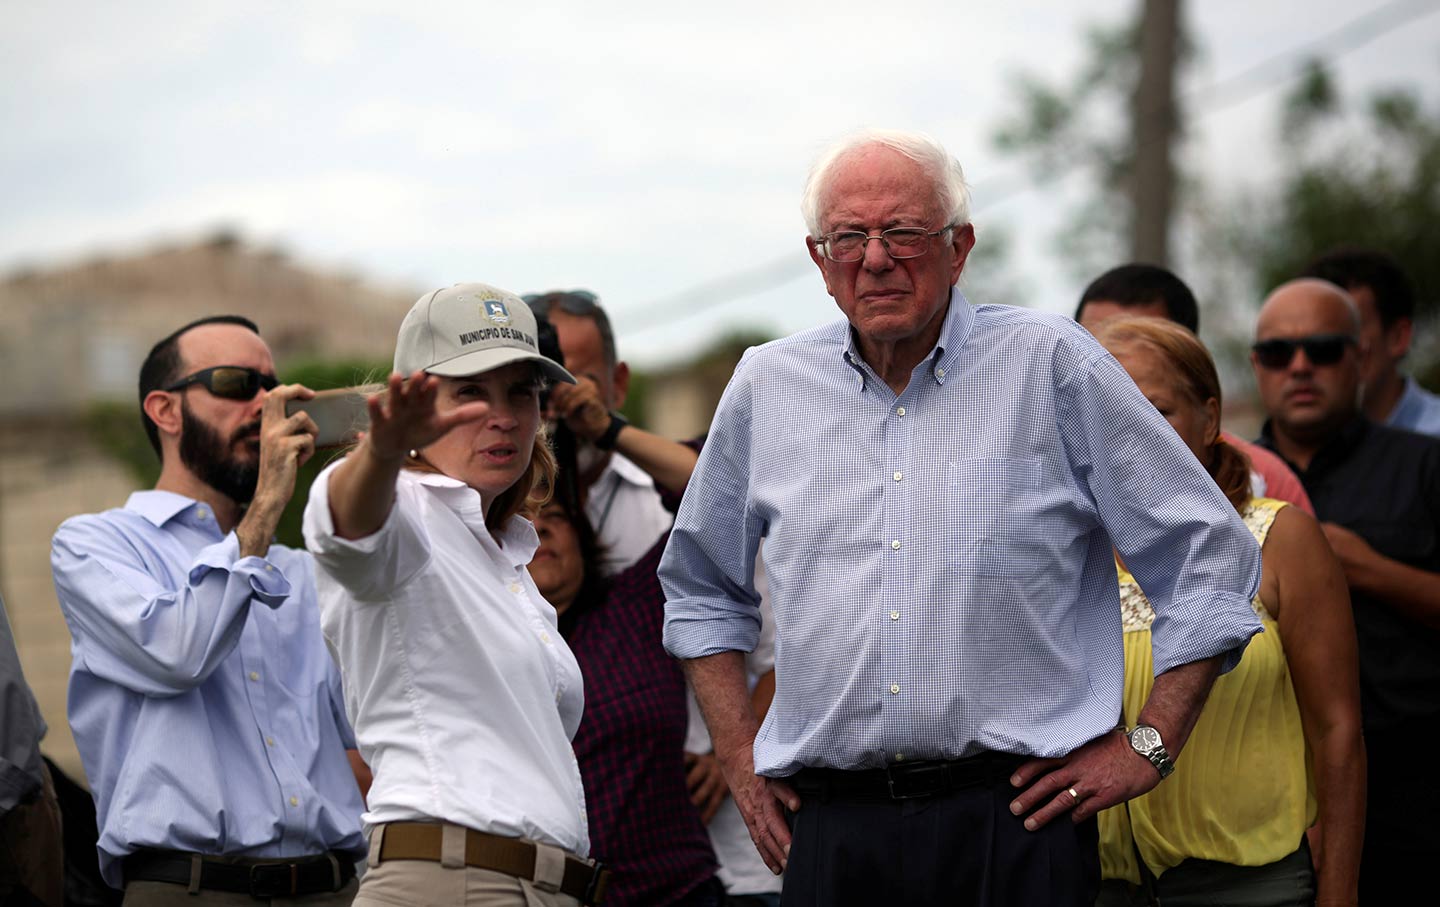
[286,385,384,448]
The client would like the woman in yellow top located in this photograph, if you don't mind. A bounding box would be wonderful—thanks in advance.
[1092,317,1365,907]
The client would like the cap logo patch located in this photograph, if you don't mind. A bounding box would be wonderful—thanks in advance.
[483,299,511,324]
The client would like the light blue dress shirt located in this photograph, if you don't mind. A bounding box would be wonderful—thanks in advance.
[661,291,1263,778]
[51,491,365,887]
[1387,376,1440,438]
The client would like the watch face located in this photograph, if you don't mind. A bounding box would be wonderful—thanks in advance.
[1130,726,1162,752]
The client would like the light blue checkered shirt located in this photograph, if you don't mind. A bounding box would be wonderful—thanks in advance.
[661,291,1263,777]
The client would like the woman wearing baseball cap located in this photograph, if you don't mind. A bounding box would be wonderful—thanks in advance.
[304,283,607,906]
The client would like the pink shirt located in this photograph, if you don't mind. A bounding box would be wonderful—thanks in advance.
[1224,432,1314,515]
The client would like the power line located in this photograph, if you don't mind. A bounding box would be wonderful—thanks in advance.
[617,0,1440,339]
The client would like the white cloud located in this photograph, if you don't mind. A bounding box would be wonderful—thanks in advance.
[2,0,1437,365]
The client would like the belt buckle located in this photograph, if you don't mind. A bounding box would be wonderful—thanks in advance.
[248,862,298,898]
[583,859,610,905]
[885,761,949,800]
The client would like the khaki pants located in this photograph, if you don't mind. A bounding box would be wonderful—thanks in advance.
[355,825,581,907]
[0,761,64,907]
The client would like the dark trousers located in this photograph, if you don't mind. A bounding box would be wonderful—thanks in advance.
[778,771,1100,907]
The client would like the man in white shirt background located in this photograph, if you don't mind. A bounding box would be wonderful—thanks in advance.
[526,291,782,906]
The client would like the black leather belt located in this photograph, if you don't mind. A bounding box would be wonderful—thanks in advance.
[790,752,1028,801]
[124,850,354,898]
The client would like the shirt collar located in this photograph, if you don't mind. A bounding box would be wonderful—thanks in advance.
[1257,415,1370,476]
[1390,375,1425,426]
[125,490,206,527]
[408,470,539,567]
[840,287,974,390]
[602,452,657,489]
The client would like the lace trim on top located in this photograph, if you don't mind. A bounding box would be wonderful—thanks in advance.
[1116,497,1284,633]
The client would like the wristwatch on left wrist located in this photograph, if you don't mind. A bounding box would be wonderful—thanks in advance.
[595,411,629,451]
[1127,725,1175,779]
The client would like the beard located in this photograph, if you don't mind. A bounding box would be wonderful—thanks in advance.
[179,398,262,505]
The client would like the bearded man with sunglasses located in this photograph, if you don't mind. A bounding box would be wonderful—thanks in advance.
[50,316,366,904]
[1252,279,1440,901]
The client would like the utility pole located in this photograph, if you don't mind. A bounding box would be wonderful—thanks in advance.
[1129,0,1182,265]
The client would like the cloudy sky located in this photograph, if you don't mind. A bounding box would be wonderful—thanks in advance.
[4,1,1437,366]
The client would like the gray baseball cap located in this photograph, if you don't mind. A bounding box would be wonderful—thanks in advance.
[394,282,575,385]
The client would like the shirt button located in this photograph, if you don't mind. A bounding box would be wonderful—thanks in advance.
[540,631,551,643]
[509,583,522,594]
[264,564,274,572]
[249,671,259,682]
[266,737,275,746]
[895,753,906,762]
[896,406,906,417]
[196,507,208,520]
[936,367,946,378]
[891,539,901,550]
[289,796,299,807]
[893,471,902,482]
[890,610,900,621]
[890,683,900,694]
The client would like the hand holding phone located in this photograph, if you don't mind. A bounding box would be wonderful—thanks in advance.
[285,385,384,449]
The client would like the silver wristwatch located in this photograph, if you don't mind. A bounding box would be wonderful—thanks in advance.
[1127,725,1175,779]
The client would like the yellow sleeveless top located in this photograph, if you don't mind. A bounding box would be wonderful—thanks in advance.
[1098,497,1316,883]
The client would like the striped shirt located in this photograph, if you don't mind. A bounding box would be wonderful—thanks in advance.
[661,291,1263,777]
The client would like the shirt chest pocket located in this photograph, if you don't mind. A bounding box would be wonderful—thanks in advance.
[944,456,1044,566]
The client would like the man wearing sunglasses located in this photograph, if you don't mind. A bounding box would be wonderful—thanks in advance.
[1252,279,1440,902]
[50,316,366,902]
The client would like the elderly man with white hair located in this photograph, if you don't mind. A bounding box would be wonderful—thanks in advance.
[660,129,1264,905]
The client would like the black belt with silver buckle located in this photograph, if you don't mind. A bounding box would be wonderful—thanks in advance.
[790,752,1028,801]
[124,850,354,898]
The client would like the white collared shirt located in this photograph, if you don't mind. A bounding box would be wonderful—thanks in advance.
[304,462,589,855]
[587,452,675,575]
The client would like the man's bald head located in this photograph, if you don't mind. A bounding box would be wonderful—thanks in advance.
[1256,278,1362,340]
[1252,279,1365,455]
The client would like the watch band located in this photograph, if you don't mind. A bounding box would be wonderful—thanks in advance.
[1127,725,1175,779]
[595,411,629,451]
[1144,748,1175,779]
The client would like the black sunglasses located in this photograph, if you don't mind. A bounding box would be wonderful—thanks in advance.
[164,366,278,400]
[1251,334,1356,370]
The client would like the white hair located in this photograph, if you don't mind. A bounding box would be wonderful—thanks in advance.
[800,128,972,237]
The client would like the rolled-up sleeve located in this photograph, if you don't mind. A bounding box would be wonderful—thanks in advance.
[302,460,432,602]
[1058,343,1263,675]
[662,351,765,659]
[51,519,293,697]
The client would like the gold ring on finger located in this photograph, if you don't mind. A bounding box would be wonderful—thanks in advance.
[1067,787,1080,801]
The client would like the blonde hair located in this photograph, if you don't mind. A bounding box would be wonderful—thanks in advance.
[1093,316,1252,512]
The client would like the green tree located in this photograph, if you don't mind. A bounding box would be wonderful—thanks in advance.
[993,4,1192,280]
[1241,60,1440,316]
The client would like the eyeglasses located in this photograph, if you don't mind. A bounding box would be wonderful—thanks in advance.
[814,225,955,262]
[1251,334,1357,370]
[163,366,278,400]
